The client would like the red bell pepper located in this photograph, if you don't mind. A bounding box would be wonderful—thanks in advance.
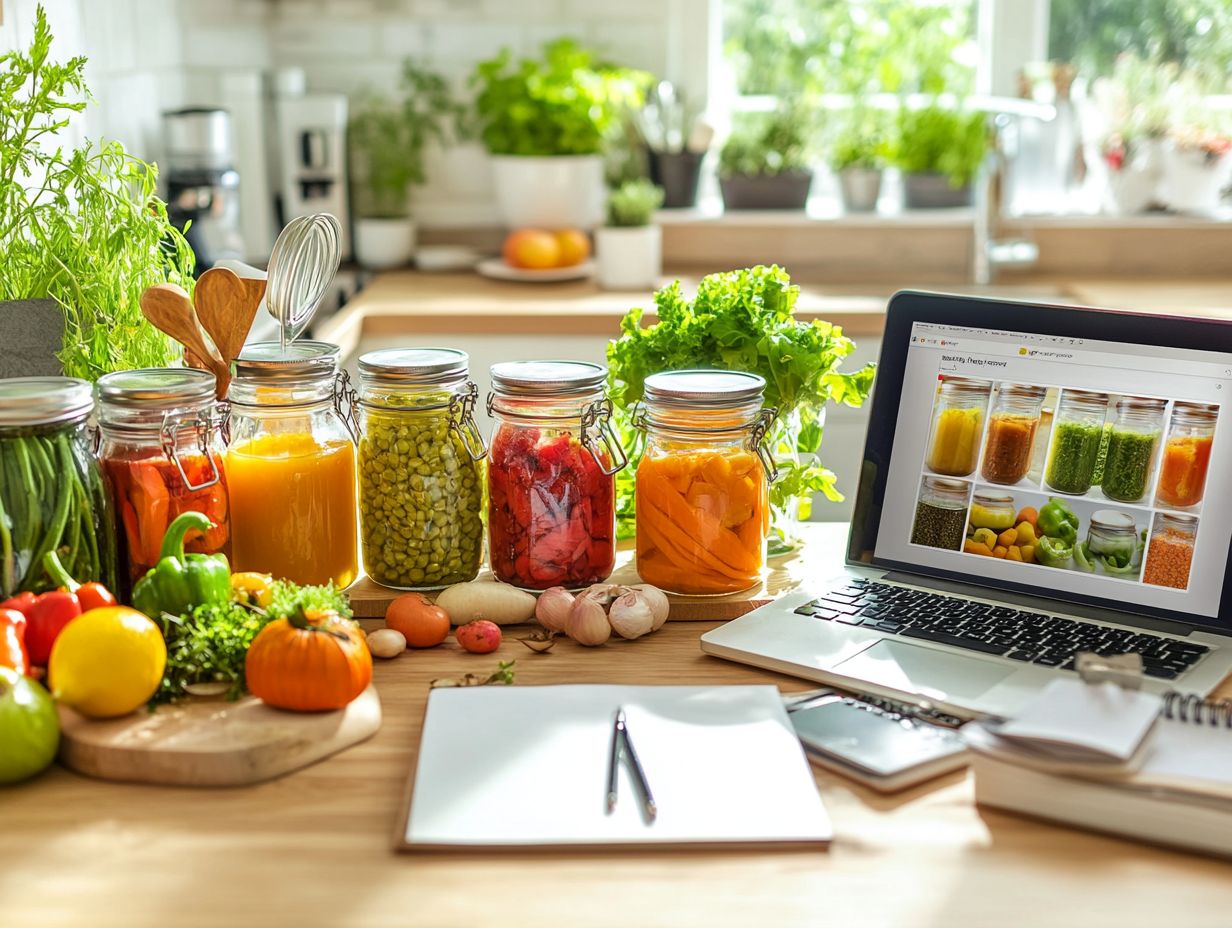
[44,549,118,612]
[5,552,118,667]
[0,608,29,676]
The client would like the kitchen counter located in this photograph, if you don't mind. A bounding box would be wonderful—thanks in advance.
[4,524,1231,928]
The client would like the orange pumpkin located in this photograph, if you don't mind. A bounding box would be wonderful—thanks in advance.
[245,606,372,712]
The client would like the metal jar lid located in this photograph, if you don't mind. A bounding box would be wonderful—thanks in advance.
[643,369,766,409]
[234,340,340,384]
[97,368,217,410]
[490,360,605,397]
[359,348,469,386]
[0,376,94,427]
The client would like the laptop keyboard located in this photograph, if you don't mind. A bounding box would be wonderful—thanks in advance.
[794,579,1210,681]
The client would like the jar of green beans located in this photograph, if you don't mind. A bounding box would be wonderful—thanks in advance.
[0,377,117,597]
[355,348,487,590]
[1101,396,1166,503]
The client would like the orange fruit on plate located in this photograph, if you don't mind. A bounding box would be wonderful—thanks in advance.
[385,593,451,648]
[553,228,591,267]
[502,229,561,270]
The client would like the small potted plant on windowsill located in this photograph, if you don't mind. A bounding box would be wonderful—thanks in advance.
[348,61,466,269]
[891,104,987,209]
[471,38,648,230]
[594,179,664,291]
[829,109,890,213]
[1159,124,1232,215]
[719,107,815,210]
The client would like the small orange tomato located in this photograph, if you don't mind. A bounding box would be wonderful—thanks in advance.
[385,593,450,648]
[502,229,560,269]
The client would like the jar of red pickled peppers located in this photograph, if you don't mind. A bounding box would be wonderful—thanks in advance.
[486,361,627,590]
[96,368,230,595]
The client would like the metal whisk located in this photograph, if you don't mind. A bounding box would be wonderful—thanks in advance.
[265,213,342,351]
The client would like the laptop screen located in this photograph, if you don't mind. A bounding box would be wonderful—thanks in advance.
[868,312,1232,626]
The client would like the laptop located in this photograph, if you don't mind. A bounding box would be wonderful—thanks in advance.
[701,291,1232,719]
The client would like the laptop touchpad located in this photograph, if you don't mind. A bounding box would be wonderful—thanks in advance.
[833,640,1016,702]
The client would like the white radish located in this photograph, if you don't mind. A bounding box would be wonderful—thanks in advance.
[437,579,536,626]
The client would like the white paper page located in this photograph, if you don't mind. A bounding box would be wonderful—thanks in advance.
[995,679,1161,762]
[406,684,832,847]
[1141,719,1232,786]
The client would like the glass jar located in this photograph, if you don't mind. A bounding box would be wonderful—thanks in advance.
[925,377,990,477]
[1086,509,1139,576]
[1101,396,1166,503]
[1155,402,1217,509]
[487,360,625,590]
[225,341,358,587]
[0,377,116,597]
[981,383,1046,485]
[96,368,230,594]
[1143,512,1197,590]
[634,369,776,596]
[911,477,970,550]
[1044,389,1110,495]
[968,491,1015,531]
[355,348,486,590]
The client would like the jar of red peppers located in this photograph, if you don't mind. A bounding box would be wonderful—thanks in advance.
[96,368,230,594]
[487,361,626,590]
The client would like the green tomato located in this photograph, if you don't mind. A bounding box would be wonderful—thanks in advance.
[0,666,60,785]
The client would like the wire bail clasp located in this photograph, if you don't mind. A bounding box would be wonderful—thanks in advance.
[748,407,780,481]
[334,369,359,442]
[581,398,628,476]
[160,410,221,492]
[449,382,488,462]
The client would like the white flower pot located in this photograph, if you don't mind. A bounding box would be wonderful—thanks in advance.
[353,217,416,270]
[1158,144,1232,215]
[594,225,661,291]
[1099,138,1163,215]
[490,154,605,229]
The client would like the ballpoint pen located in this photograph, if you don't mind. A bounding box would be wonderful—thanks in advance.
[606,707,658,821]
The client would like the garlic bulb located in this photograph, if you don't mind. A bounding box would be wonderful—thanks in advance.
[566,595,611,646]
[535,587,575,632]
[609,590,655,639]
[580,583,627,609]
[631,584,670,630]
[366,628,407,659]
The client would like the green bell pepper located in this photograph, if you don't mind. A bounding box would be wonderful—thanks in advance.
[132,512,231,619]
[1101,554,1139,576]
[1036,535,1074,569]
[1072,540,1095,573]
[1038,498,1079,545]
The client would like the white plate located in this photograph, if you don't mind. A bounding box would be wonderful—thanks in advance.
[476,257,595,283]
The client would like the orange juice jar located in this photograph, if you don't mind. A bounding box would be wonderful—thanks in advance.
[634,370,776,596]
[225,341,358,587]
[1155,402,1217,510]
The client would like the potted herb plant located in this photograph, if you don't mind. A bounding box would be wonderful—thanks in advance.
[595,179,664,291]
[349,61,466,269]
[1159,124,1232,215]
[1088,56,1173,215]
[0,8,195,380]
[891,104,987,209]
[829,109,890,213]
[471,38,647,229]
[606,266,875,552]
[719,108,815,210]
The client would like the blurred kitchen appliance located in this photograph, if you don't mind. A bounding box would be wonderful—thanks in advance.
[274,88,350,258]
[163,107,245,271]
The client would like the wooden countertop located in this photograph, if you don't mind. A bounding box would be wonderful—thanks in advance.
[5,523,1232,927]
[317,270,1232,359]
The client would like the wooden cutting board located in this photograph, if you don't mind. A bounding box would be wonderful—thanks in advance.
[346,522,849,622]
[57,686,381,787]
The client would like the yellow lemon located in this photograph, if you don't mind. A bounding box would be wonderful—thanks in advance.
[49,607,167,718]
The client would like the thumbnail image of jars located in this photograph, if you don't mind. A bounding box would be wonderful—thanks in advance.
[1084,509,1141,578]
[925,376,991,477]
[1101,396,1166,503]
[910,476,970,550]
[1142,512,1197,590]
[1155,402,1217,510]
[1044,389,1110,495]
[981,383,1046,485]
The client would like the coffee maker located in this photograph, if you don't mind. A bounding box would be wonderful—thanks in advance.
[273,81,350,258]
[162,107,245,271]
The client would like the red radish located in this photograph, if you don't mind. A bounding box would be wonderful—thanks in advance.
[456,620,502,654]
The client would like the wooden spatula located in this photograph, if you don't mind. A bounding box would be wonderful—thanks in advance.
[194,267,265,373]
[139,282,231,396]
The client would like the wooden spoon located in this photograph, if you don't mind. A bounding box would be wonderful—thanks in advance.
[139,282,231,396]
[194,267,265,371]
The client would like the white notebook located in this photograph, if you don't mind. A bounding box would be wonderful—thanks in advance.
[398,684,832,850]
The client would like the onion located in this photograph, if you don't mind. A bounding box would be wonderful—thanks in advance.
[566,595,611,646]
[609,590,655,639]
[535,587,575,632]
[631,584,670,630]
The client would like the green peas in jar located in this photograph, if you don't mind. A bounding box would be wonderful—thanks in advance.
[356,349,487,590]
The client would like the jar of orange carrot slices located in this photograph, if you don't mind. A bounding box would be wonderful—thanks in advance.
[634,370,777,596]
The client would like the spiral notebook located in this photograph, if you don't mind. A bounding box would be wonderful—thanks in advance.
[966,681,1232,857]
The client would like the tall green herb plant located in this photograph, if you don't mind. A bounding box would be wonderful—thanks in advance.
[0,6,196,380]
